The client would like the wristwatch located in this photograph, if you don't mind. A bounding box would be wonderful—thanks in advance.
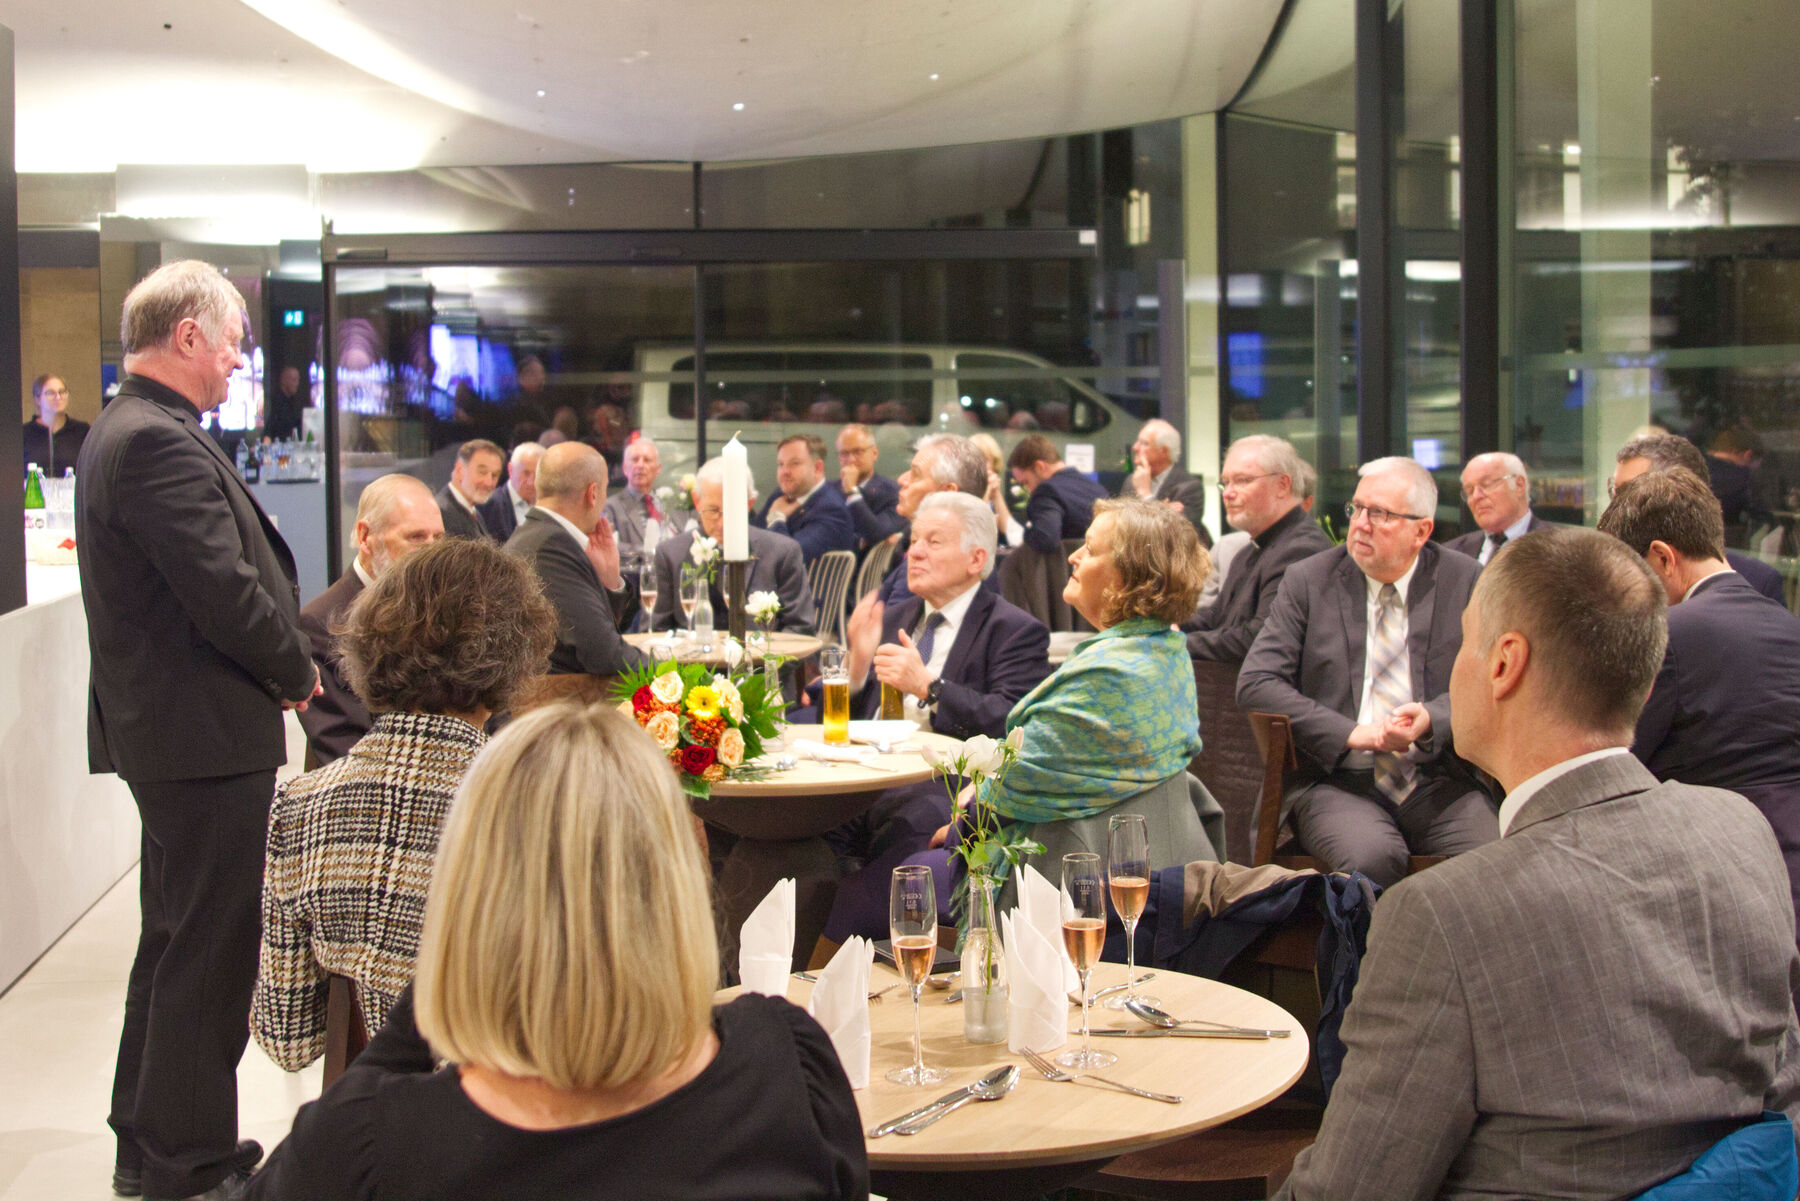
[923,679,944,709]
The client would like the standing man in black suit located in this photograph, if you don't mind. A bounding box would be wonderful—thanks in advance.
[1599,469,1800,949]
[1126,419,1211,547]
[651,458,818,635]
[757,433,857,564]
[78,260,320,1201]
[1002,433,1109,554]
[435,438,503,540]
[296,474,444,767]
[1187,434,1332,663]
[1239,456,1495,886]
[1446,452,1553,564]
[475,441,541,543]
[504,442,652,682]
[829,423,907,551]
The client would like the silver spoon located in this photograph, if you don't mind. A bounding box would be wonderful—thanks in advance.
[894,1064,1019,1134]
[1125,997,1291,1038]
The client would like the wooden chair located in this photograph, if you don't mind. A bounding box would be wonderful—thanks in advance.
[1191,659,1263,864]
[852,537,898,604]
[321,973,370,1090]
[1076,1099,1324,1200]
[807,550,857,646]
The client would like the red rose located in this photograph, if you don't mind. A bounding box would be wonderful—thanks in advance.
[632,686,656,714]
[679,745,716,775]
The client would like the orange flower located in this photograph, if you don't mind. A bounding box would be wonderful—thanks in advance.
[717,727,746,768]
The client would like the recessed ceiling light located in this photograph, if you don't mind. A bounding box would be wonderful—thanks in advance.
[929,73,940,81]
[536,89,546,98]
[733,102,745,111]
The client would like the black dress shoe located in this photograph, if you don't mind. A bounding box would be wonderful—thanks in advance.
[116,1141,262,1199]
[146,1165,254,1201]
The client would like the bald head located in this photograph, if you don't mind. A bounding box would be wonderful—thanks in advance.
[534,442,609,530]
[355,474,444,577]
[1460,451,1531,535]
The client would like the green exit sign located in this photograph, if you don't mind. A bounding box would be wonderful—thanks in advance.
[282,309,306,327]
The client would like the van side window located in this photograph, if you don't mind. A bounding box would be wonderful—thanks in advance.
[669,351,934,425]
[952,352,1108,434]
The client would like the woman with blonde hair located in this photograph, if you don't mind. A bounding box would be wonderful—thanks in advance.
[248,702,868,1200]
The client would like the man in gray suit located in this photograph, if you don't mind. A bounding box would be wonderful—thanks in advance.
[1278,526,1800,1201]
[1239,456,1494,885]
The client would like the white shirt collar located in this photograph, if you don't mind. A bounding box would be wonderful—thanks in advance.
[534,505,591,553]
[508,480,529,510]
[923,578,982,630]
[1497,509,1534,544]
[795,479,826,508]
[446,482,477,515]
[1364,554,1420,606]
[1497,746,1633,836]
[1682,566,1735,603]
[352,556,376,589]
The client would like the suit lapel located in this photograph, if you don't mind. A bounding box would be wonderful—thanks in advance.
[1335,553,1368,696]
[939,588,993,681]
[1405,546,1439,701]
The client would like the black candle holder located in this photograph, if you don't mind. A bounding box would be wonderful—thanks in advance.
[724,557,755,643]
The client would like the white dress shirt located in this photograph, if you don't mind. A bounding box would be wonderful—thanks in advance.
[445,482,478,516]
[507,481,530,528]
[536,505,591,555]
[903,580,981,727]
[1347,557,1419,769]
[767,480,824,526]
[1497,746,1634,836]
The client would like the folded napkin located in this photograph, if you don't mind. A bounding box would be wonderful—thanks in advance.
[791,739,876,762]
[1015,863,1080,994]
[1004,911,1067,1053]
[739,878,795,997]
[806,936,873,1088]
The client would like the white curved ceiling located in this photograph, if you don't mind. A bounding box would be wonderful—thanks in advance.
[10,0,1285,173]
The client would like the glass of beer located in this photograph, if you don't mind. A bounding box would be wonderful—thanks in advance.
[887,864,948,1085]
[820,647,851,745]
[879,681,906,721]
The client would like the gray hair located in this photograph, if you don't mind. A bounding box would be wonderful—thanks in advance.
[1616,432,1708,480]
[120,259,245,354]
[916,491,999,579]
[1228,434,1306,494]
[1293,457,1317,501]
[1142,420,1182,457]
[356,473,436,534]
[914,434,990,496]
[510,442,545,470]
[695,457,759,502]
[535,442,608,502]
[1359,456,1437,517]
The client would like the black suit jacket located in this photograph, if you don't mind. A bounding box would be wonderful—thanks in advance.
[1021,467,1109,554]
[296,570,370,766]
[1635,571,1800,789]
[651,526,818,636]
[505,510,651,677]
[1148,464,1212,549]
[1238,542,1480,788]
[76,374,315,782]
[757,484,858,563]
[859,587,1051,740]
[435,484,490,541]
[1186,505,1333,663]
[829,473,907,549]
[477,485,523,542]
[1444,511,1554,561]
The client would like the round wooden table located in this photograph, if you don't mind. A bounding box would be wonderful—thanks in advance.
[625,630,824,669]
[784,961,1309,1199]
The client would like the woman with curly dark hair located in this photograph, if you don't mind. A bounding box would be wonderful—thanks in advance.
[251,537,556,1071]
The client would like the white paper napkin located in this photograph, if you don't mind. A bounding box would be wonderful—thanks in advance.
[1004,911,1068,1053]
[806,936,873,1089]
[738,878,795,997]
[790,739,877,762]
[1015,863,1080,993]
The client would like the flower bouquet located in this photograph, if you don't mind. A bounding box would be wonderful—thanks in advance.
[682,534,720,589]
[617,661,785,797]
[657,474,698,513]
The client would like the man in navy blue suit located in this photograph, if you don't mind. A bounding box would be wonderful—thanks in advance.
[1003,433,1109,554]
[827,423,907,551]
[1599,470,1800,954]
[756,433,857,564]
[1445,452,1554,564]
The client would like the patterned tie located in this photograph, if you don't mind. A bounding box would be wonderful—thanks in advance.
[1367,584,1417,805]
[914,611,947,665]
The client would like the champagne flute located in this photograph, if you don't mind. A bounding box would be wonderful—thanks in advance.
[680,578,699,643]
[1105,814,1156,1009]
[1058,852,1116,1069]
[638,562,660,634]
[887,865,948,1086]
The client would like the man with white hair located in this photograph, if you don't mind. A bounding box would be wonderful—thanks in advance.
[1239,456,1495,885]
[1446,451,1551,564]
[476,441,543,542]
[649,458,817,635]
[298,474,445,766]
[600,435,668,558]
[1127,418,1211,545]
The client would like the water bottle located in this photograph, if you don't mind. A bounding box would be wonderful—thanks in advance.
[22,464,46,532]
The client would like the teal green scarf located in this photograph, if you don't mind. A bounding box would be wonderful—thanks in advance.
[982,618,1202,824]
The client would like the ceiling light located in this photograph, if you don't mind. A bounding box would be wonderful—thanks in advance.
[929,73,940,81]
[536,89,546,98]
[733,102,745,111]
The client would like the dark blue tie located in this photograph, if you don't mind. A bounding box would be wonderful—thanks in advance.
[914,611,947,664]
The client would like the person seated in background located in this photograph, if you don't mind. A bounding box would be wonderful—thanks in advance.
[22,373,89,477]
[1186,435,1332,664]
[755,433,857,564]
[1706,425,1764,533]
[870,433,993,606]
[1445,451,1552,564]
[1125,418,1211,547]
[600,435,668,560]
[435,439,503,540]
[827,423,907,551]
[1275,527,1800,1201]
[476,441,542,543]
[252,538,555,1073]
[1238,457,1494,888]
[650,458,817,635]
[246,701,869,1201]
[298,474,445,767]
[1598,468,1800,955]
[1002,433,1109,554]
[1612,432,1786,603]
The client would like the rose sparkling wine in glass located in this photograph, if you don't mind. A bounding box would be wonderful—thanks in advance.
[887,864,949,1086]
[638,563,659,633]
[1058,852,1117,1069]
[1105,813,1157,1010]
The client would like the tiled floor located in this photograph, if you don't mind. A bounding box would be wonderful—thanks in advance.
[0,718,319,1201]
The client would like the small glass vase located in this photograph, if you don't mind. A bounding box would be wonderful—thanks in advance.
[690,580,715,651]
[961,873,1009,1045]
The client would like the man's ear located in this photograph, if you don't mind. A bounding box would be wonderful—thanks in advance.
[1490,630,1530,702]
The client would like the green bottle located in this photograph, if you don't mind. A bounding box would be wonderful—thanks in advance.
[23,463,46,531]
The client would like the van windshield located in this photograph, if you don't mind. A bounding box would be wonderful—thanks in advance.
[668,350,934,425]
[953,352,1109,435]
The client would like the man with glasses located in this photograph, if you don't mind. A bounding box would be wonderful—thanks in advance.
[827,423,907,551]
[1446,452,1552,564]
[1240,457,1495,885]
[23,373,90,476]
[1186,435,1332,663]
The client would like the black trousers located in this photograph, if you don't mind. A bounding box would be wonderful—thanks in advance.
[109,770,275,1198]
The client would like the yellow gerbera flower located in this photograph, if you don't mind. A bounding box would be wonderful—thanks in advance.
[685,684,719,714]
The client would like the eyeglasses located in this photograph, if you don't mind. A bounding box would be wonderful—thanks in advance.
[38,387,67,397]
[1218,472,1279,492]
[1459,474,1517,501]
[839,445,876,457]
[1345,501,1428,527]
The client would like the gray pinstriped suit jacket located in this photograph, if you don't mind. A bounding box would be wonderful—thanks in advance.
[1277,753,1800,1201]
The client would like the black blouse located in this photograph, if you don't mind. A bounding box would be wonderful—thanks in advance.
[246,989,869,1201]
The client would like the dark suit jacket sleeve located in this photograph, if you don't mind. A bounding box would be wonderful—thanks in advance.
[537,540,651,676]
[1631,641,1681,769]
[769,539,819,635]
[847,478,908,546]
[1185,538,1317,663]
[295,608,369,763]
[1021,486,1065,554]
[1276,876,1476,1201]
[1238,565,1358,767]
[789,500,858,561]
[652,540,681,633]
[934,611,1051,739]
[116,421,314,701]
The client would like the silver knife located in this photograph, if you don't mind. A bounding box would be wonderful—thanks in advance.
[1091,1027,1274,1040]
[866,1065,1011,1137]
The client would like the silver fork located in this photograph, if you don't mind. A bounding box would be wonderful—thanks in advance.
[1019,1047,1183,1104]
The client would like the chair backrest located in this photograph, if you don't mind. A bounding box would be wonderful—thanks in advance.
[853,538,897,604]
[807,550,857,646]
[998,540,1080,631]
[1191,659,1263,863]
[1248,711,1298,867]
[322,973,370,1089]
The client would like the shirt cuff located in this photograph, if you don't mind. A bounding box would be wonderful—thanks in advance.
[846,491,865,505]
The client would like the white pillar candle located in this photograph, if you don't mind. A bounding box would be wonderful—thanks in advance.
[723,436,750,561]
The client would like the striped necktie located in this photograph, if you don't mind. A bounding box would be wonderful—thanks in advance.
[1367,584,1417,805]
